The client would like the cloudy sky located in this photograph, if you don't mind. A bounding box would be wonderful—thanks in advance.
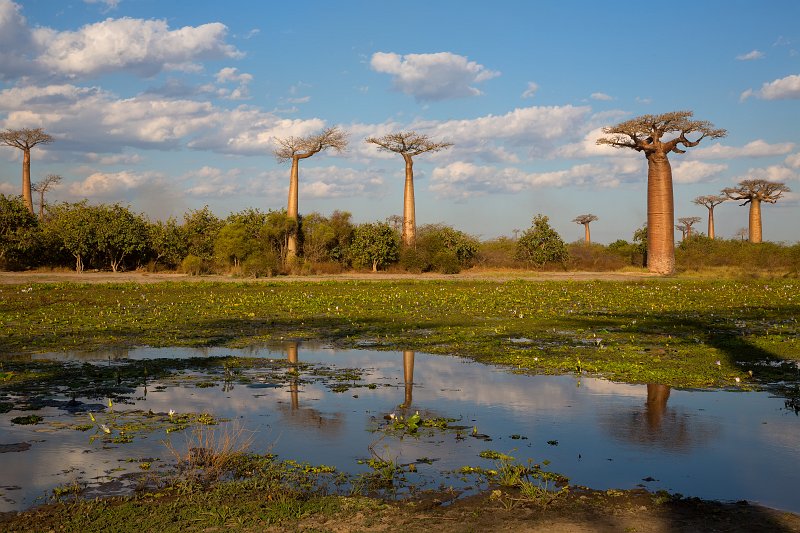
[1,0,798,243]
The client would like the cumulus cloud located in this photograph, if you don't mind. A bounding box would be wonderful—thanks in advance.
[691,139,795,159]
[299,166,386,199]
[182,166,243,197]
[671,161,727,183]
[741,74,800,101]
[0,1,241,81]
[736,50,764,61]
[590,92,613,101]
[370,51,499,101]
[84,152,143,165]
[733,164,799,183]
[786,152,800,168]
[213,67,252,100]
[429,161,622,199]
[68,170,162,197]
[521,82,539,99]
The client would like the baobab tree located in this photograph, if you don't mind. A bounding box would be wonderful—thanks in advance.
[692,194,726,239]
[597,111,726,274]
[0,128,54,215]
[365,131,452,246]
[273,126,348,260]
[675,222,689,241]
[722,179,790,243]
[677,216,702,240]
[32,174,62,220]
[572,214,598,244]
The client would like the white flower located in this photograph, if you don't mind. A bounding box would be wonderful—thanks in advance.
[168,409,175,418]
[715,360,721,366]
[100,424,111,434]
[734,377,741,384]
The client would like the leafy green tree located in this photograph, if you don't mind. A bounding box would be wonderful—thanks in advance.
[214,222,255,269]
[514,214,568,268]
[300,212,336,264]
[350,222,399,272]
[45,201,100,272]
[95,204,149,272]
[0,194,42,269]
[183,206,223,262]
[148,217,187,269]
[402,224,479,273]
[263,209,298,266]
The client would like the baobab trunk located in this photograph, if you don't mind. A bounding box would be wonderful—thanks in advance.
[749,199,762,243]
[402,154,416,247]
[646,153,675,274]
[22,149,33,215]
[707,209,715,240]
[287,157,300,259]
[584,224,591,244]
[402,350,414,408]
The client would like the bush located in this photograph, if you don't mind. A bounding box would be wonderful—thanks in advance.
[567,242,627,271]
[180,254,203,276]
[515,215,568,268]
[431,249,461,274]
[241,252,280,278]
[398,247,426,273]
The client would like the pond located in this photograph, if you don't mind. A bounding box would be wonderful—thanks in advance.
[1,343,799,513]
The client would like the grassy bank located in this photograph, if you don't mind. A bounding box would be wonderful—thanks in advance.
[1,278,798,388]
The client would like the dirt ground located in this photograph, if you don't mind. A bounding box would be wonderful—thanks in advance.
[0,269,658,285]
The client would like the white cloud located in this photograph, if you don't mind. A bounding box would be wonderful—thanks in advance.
[733,164,799,183]
[182,166,242,197]
[736,50,764,61]
[590,92,613,101]
[370,51,500,101]
[741,74,800,100]
[84,152,143,165]
[0,182,16,194]
[671,161,727,183]
[214,67,252,100]
[429,161,622,199]
[0,1,242,81]
[691,139,795,159]
[521,81,539,99]
[300,166,386,199]
[68,170,162,197]
[785,152,800,168]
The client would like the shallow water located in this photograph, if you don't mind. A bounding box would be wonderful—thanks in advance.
[1,344,799,513]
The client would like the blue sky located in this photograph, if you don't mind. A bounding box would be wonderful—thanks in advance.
[1,0,798,243]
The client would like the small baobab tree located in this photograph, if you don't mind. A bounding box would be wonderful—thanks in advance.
[0,128,54,215]
[32,173,62,221]
[677,216,702,240]
[273,126,348,261]
[572,214,598,244]
[722,179,790,243]
[597,111,726,274]
[675,222,689,241]
[365,131,452,247]
[692,194,726,239]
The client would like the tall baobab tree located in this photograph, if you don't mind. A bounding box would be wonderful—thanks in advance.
[0,128,54,215]
[677,216,702,240]
[365,131,452,246]
[692,194,726,239]
[572,214,598,244]
[273,126,348,260]
[597,111,726,274]
[722,179,790,243]
[32,174,62,221]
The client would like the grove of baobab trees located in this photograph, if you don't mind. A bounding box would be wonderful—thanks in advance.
[722,179,790,243]
[365,131,452,247]
[0,128,54,215]
[692,195,726,240]
[597,111,726,274]
[273,126,348,260]
[677,216,702,240]
[572,214,598,244]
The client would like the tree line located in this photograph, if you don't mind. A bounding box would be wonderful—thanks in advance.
[1,110,793,275]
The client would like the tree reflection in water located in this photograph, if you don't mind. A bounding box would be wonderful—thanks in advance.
[401,350,414,410]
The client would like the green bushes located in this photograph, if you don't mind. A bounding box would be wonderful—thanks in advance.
[676,236,800,272]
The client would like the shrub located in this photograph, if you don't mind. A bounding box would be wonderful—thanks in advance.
[180,254,203,276]
[515,215,568,268]
[241,252,280,278]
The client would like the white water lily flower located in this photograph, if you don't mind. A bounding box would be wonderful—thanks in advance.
[100,424,111,434]
[168,409,175,418]
[715,360,721,366]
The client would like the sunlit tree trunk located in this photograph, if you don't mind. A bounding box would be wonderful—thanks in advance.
[287,157,300,259]
[402,154,416,247]
[749,199,762,243]
[288,342,299,409]
[645,384,671,430]
[584,224,591,244]
[707,208,715,239]
[646,153,674,274]
[22,149,33,215]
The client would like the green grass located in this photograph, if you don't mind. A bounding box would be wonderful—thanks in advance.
[0,279,798,388]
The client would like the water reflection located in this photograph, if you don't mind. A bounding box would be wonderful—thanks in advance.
[1,345,799,515]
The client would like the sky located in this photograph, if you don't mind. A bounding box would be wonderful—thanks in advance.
[1,0,798,244]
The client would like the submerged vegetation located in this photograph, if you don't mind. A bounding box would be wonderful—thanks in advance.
[0,278,797,388]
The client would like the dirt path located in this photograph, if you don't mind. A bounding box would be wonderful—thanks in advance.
[0,269,658,285]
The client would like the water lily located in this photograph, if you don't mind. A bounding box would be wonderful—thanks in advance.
[734,377,741,384]
[715,360,721,367]
[89,412,96,423]
[168,409,175,418]
[100,424,111,434]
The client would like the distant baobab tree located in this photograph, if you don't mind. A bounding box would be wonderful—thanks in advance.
[597,111,726,274]
[273,126,348,260]
[722,179,790,243]
[572,214,598,244]
[0,128,54,215]
[675,222,689,241]
[735,227,748,241]
[32,173,62,220]
[366,131,452,246]
[692,194,726,239]
[677,216,702,240]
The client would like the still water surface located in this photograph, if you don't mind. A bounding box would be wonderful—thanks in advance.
[1,344,798,513]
